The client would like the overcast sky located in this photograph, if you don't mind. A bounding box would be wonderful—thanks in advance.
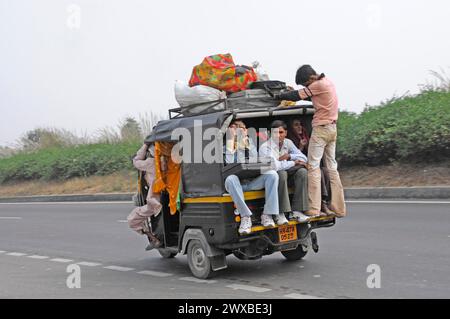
[0,0,449,146]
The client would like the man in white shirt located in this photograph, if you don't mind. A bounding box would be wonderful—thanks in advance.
[259,120,310,223]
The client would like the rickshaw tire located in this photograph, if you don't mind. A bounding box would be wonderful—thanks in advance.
[187,240,214,279]
[157,248,177,259]
[281,245,308,261]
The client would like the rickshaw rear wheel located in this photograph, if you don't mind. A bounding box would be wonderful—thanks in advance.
[157,248,177,259]
[281,245,308,261]
[187,240,213,279]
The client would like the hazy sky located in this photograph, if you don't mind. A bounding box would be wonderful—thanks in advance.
[1,0,449,146]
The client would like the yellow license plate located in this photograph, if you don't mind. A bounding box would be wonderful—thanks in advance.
[278,224,298,243]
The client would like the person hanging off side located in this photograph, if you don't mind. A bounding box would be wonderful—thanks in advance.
[271,65,347,218]
[127,137,163,251]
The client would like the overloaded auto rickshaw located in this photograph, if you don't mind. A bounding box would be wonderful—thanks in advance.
[133,84,336,279]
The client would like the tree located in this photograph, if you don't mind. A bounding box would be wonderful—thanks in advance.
[120,117,142,142]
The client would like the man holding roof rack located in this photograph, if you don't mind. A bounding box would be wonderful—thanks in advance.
[272,65,346,218]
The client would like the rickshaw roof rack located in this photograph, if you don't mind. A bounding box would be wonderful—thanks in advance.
[148,105,316,144]
[168,101,314,120]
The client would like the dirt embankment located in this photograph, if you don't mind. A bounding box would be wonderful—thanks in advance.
[0,162,449,197]
[340,161,450,187]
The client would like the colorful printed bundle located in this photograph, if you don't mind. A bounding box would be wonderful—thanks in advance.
[189,53,257,93]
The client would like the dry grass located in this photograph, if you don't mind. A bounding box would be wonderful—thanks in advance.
[0,171,138,197]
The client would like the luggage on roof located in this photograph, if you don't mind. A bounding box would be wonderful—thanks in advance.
[174,81,226,116]
[188,53,257,93]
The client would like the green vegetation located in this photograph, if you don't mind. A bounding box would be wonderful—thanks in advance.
[0,112,166,184]
[337,90,450,165]
[0,142,140,184]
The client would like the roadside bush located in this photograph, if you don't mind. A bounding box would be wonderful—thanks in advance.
[0,142,140,184]
[337,91,450,165]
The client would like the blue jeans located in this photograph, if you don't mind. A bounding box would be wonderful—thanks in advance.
[224,170,279,217]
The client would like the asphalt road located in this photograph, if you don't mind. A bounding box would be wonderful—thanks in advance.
[0,200,449,299]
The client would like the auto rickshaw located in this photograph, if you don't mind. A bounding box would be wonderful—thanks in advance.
[134,103,336,279]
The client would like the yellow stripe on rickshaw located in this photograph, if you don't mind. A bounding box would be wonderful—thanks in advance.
[183,190,266,204]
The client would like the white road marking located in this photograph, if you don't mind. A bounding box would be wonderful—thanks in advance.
[284,293,322,299]
[117,220,128,223]
[347,200,450,204]
[77,261,102,267]
[27,255,49,260]
[179,277,217,284]
[7,252,27,257]
[104,265,134,272]
[50,258,73,263]
[0,217,22,220]
[0,250,6,254]
[313,275,321,278]
[137,270,173,278]
[226,284,271,293]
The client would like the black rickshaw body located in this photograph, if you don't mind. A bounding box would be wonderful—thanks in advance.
[136,105,336,277]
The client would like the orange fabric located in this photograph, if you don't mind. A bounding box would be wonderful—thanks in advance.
[189,53,257,93]
[152,142,181,215]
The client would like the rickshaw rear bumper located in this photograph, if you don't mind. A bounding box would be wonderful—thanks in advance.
[217,216,335,253]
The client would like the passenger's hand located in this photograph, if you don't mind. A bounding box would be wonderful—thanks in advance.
[226,128,237,144]
[279,154,290,161]
[295,160,307,167]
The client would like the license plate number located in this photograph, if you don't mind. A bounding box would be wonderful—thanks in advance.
[278,225,298,242]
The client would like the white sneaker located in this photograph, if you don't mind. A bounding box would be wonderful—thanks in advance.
[261,214,275,227]
[239,216,252,234]
[292,211,310,223]
[275,213,289,225]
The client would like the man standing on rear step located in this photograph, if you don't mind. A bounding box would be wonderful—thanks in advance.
[273,65,346,218]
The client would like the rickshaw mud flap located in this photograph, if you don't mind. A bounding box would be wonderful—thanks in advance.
[210,254,228,271]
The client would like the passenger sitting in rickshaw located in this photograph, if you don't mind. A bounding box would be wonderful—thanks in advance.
[259,120,311,222]
[223,120,281,235]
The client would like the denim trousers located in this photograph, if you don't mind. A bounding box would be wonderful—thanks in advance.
[225,170,279,217]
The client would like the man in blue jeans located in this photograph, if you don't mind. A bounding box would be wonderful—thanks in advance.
[224,120,286,235]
